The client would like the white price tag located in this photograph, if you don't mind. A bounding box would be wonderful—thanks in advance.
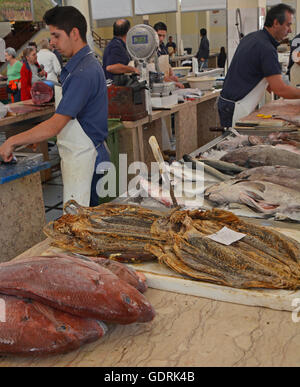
[207,227,246,246]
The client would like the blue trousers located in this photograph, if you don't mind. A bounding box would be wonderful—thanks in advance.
[217,97,235,128]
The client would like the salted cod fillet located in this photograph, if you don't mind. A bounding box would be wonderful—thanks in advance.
[146,209,300,289]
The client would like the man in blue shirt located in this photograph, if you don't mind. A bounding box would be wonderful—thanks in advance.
[0,6,109,207]
[153,22,184,89]
[102,19,139,80]
[218,3,300,128]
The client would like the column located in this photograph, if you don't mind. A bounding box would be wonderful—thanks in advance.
[176,0,183,55]
[64,0,94,48]
[227,0,266,66]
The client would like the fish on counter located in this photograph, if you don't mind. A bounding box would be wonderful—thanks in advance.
[0,295,107,356]
[205,179,300,220]
[237,165,300,191]
[220,145,300,169]
[183,154,230,180]
[146,208,300,289]
[0,255,155,324]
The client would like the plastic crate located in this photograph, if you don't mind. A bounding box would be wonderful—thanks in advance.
[98,119,123,204]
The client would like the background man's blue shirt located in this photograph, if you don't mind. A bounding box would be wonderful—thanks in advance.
[56,45,108,147]
[221,28,281,102]
[102,37,131,80]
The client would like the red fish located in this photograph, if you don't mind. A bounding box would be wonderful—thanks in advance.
[0,295,106,356]
[0,256,155,325]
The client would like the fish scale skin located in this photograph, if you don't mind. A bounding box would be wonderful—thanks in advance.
[0,256,155,324]
[0,295,106,356]
[220,145,300,169]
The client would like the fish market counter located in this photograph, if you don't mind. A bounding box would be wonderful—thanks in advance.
[0,154,50,263]
[1,218,300,367]
[0,100,55,182]
[120,90,221,168]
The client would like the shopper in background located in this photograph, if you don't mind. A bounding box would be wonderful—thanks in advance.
[196,28,210,70]
[5,47,22,102]
[102,19,139,80]
[217,46,227,69]
[20,46,46,101]
[37,39,61,82]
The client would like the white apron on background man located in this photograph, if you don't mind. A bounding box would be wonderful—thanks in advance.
[55,85,97,207]
[232,78,268,127]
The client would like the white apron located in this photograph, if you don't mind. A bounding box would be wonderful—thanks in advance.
[232,78,268,127]
[158,55,171,78]
[55,51,97,207]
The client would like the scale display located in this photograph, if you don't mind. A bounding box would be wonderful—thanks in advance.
[132,35,149,45]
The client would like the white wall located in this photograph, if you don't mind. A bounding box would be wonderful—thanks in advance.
[0,23,11,39]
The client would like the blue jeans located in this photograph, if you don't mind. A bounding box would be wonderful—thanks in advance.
[90,142,111,207]
[217,97,235,128]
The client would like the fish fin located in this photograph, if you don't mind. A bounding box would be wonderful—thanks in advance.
[245,190,264,201]
[240,192,270,213]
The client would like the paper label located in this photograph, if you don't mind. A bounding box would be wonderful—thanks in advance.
[207,227,246,246]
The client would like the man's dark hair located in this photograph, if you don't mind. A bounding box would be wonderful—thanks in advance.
[43,6,87,43]
[153,22,167,32]
[264,3,295,27]
[200,28,207,36]
[113,19,131,37]
[28,41,37,49]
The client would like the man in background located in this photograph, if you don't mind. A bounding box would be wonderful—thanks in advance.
[102,19,139,80]
[153,22,184,89]
[166,36,177,57]
[196,28,210,70]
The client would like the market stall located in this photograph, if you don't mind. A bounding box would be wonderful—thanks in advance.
[0,153,50,262]
[119,90,221,167]
[0,100,55,182]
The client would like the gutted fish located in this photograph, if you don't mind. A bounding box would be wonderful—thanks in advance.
[0,295,106,356]
[236,166,300,191]
[0,255,155,324]
[205,180,300,217]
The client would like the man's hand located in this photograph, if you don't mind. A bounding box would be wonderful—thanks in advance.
[0,139,14,162]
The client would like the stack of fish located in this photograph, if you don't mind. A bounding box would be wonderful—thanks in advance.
[44,200,167,262]
[45,201,300,291]
[0,253,155,356]
[146,208,300,289]
[194,131,300,221]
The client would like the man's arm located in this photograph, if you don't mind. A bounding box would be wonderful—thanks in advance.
[106,63,139,75]
[267,74,300,98]
[0,113,71,162]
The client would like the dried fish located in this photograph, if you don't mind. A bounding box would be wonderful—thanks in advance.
[147,209,300,289]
